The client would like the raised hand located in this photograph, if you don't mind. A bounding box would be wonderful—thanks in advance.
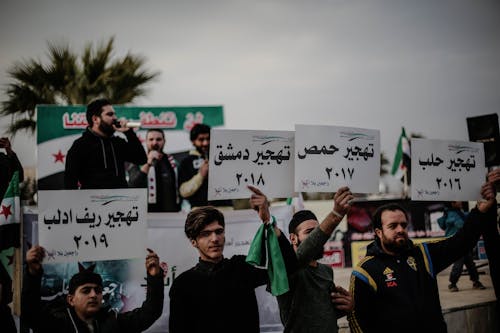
[248,185,271,224]
[145,248,161,276]
[333,186,354,217]
[26,245,46,275]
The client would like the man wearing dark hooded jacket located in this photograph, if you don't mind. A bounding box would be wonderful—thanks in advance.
[348,181,497,333]
[22,246,164,333]
[64,98,146,189]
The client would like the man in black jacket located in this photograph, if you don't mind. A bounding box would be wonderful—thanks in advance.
[64,98,147,189]
[128,129,179,212]
[348,181,497,333]
[168,185,296,333]
[22,246,164,333]
[178,123,211,207]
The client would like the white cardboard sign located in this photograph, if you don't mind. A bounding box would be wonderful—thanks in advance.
[294,124,380,193]
[38,189,147,263]
[208,129,295,200]
[411,139,485,201]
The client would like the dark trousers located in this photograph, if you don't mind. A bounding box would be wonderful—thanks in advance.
[449,250,479,284]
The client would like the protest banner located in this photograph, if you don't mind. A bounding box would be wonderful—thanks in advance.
[38,189,147,263]
[37,105,224,190]
[294,124,380,193]
[28,206,293,332]
[208,129,295,200]
[411,139,485,201]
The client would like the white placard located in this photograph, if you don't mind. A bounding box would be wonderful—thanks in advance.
[411,139,485,201]
[208,129,295,200]
[294,125,380,193]
[38,189,147,263]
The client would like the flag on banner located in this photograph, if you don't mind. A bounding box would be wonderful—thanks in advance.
[391,127,411,182]
[0,171,21,251]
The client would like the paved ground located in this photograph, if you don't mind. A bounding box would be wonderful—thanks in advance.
[334,260,496,329]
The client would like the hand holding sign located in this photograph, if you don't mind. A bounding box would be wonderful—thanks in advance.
[248,185,271,224]
[145,248,161,277]
[477,182,496,213]
[26,245,46,276]
[333,186,354,218]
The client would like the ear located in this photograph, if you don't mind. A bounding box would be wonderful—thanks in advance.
[67,294,74,306]
[374,228,382,239]
[191,239,198,249]
[290,233,298,246]
[92,114,100,125]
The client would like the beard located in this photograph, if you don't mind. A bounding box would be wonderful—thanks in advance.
[196,146,209,158]
[151,144,162,152]
[99,121,115,136]
[382,234,409,254]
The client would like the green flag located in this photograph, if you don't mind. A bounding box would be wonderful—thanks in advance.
[0,171,21,250]
[391,127,410,179]
[246,221,289,296]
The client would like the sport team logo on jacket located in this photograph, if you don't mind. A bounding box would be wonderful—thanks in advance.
[383,267,398,287]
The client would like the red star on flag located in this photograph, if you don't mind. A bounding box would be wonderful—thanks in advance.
[0,204,12,219]
[53,150,66,163]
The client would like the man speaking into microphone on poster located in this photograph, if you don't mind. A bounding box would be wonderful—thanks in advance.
[64,98,147,189]
[129,129,180,212]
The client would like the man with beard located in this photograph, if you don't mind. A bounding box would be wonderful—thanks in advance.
[277,187,354,333]
[178,123,214,208]
[128,129,180,212]
[64,98,146,189]
[348,180,497,333]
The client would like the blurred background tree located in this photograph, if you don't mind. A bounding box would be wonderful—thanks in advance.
[1,36,159,135]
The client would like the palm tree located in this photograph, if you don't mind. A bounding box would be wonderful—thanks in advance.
[1,37,159,135]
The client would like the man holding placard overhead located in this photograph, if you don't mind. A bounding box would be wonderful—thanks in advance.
[22,246,164,333]
[348,174,497,333]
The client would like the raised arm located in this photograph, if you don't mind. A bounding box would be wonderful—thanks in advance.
[426,181,497,274]
[319,186,353,235]
[21,245,46,330]
[117,249,164,332]
[296,187,353,266]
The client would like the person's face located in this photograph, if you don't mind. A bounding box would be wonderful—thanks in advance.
[67,283,103,320]
[375,210,409,255]
[451,201,462,209]
[290,219,319,250]
[94,105,116,136]
[191,221,225,263]
[146,131,165,152]
[192,133,210,156]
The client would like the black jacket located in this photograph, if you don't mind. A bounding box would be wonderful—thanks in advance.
[21,269,164,333]
[128,154,180,212]
[348,205,496,333]
[169,232,295,333]
[64,128,146,189]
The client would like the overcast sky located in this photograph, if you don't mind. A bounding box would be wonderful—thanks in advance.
[1,0,499,172]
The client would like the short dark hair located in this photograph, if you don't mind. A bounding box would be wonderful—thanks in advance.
[190,123,211,141]
[146,128,165,139]
[185,206,225,240]
[86,98,112,126]
[372,203,409,230]
[68,264,103,294]
[288,210,318,234]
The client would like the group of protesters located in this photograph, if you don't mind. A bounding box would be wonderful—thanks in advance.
[2,98,499,333]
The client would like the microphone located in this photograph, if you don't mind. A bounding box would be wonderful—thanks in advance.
[113,120,141,128]
[125,121,142,128]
